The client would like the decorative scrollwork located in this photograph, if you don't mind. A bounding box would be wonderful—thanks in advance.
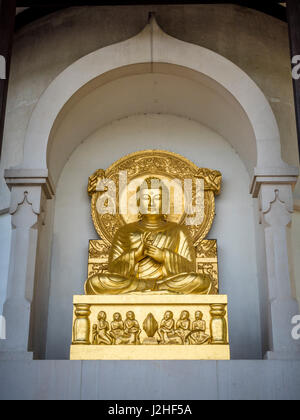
[88,169,106,197]
[89,263,109,277]
[196,240,217,258]
[197,263,218,294]
[196,168,222,195]
[89,241,110,258]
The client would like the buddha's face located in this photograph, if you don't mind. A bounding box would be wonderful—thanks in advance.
[139,188,163,215]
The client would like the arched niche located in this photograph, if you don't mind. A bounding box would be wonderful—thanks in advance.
[5,18,298,360]
[19,17,291,183]
[46,113,261,360]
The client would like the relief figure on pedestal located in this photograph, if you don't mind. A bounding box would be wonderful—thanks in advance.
[109,312,141,345]
[92,311,112,345]
[109,312,125,345]
[123,311,141,345]
[158,311,182,345]
[189,311,211,345]
[85,177,212,295]
[175,310,191,344]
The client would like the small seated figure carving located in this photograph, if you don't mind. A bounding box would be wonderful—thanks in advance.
[85,178,212,295]
[109,312,141,345]
[189,311,211,345]
[109,312,126,345]
[158,311,182,345]
[93,311,112,345]
[123,311,141,345]
[175,311,191,344]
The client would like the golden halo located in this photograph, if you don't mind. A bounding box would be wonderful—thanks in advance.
[90,150,220,246]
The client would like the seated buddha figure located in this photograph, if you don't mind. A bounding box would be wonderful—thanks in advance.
[85,177,212,295]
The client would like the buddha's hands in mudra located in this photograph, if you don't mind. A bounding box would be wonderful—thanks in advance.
[144,244,164,263]
[134,232,164,263]
[134,232,150,262]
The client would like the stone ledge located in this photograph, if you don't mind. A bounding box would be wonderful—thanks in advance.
[0,360,300,400]
[70,344,230,360]
[265,351,300,361]
[250,172,299,197]
[0,351,33,361]
[73,294,228,305]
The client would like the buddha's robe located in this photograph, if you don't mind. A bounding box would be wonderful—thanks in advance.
[85,221,212,295]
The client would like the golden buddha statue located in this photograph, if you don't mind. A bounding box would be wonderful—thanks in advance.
[85,177,212,295]
[71,153,230,360]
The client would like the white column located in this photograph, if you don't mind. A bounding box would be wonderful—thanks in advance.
[252,171,300,360]
[0,170,54,360]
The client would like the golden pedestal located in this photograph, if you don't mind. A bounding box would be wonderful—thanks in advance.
[70,294,230,360]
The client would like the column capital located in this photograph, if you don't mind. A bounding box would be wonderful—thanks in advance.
[250,167,299,198]
[4,169,55,200]
[258,184,294,219]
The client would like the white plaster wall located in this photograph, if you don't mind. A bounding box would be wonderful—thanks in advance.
[0,213,11,340]
[1,5,298,210]
[1,360,300,400]
[47,113,261,360]
[252,199,269,356]
[292,211,300,303]
[29,199,56,358]
[45,70,257,186]
[0,214,11,316]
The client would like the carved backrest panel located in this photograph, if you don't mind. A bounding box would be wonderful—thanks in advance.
[195,240,218,294]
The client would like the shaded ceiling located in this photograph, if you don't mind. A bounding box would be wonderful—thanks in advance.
[14,2,288,32]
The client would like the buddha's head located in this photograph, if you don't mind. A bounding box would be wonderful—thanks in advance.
[137,177,169,217]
